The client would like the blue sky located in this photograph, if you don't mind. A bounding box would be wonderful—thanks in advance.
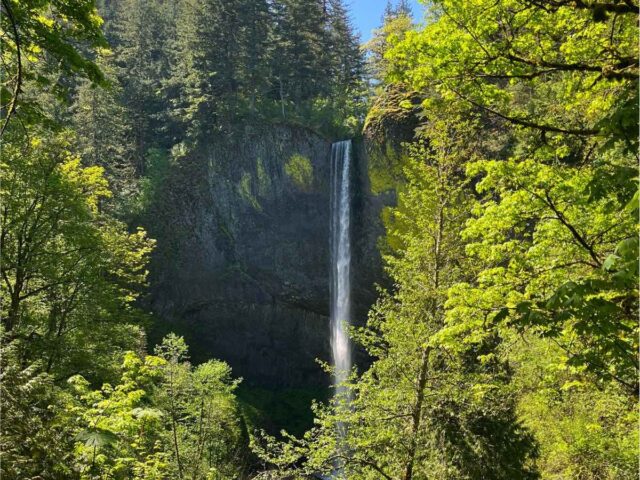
[348,0,424,41]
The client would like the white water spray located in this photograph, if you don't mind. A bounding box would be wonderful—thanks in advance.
[330,140,352,398]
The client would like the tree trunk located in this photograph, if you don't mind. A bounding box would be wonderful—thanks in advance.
[403,346,431,480]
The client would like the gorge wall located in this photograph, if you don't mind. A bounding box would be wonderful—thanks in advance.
[144,125,388,388]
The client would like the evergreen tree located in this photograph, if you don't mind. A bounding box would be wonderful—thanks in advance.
[325,0,364,94]
[384,0,412,20]
[109,0,174,169]
[365,0,413,82]
[72,60,139,215]
[0,341,76,479]
[235,0,273,114]
[270,0,326,112]
[169,0,255,137]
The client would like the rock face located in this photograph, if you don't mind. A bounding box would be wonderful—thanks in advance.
[145,124,386,388]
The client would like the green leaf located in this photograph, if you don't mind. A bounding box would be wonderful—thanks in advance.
[75,428,118,448]
[492,307,510,323]
[602,254,619,271]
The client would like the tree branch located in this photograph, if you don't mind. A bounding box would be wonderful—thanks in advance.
[526,0,639,15]
[543,191,602,267]
[506,52,638,80]
[1,0,22,135]
[448,87,602,136]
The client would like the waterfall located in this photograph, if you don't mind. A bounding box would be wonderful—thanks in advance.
[330,140,352,398]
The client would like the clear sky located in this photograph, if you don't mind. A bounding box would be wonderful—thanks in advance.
[348,0,424,42]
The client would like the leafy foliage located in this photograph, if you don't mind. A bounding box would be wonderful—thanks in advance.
[512,336,638,480]
[370,0,639,477]
[66,336,246,480]
[0,0,107,131]
[386,0,638,395]
[255,1,638,478]
[0,341,77,479]
[0,128,154,381]
[3,0,638,478]
[254,116,539,479]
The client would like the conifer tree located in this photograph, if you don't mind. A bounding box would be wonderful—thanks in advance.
[325,0,364,94]
[365,0,413,82]
[235,0,273,114]
[72,61,139,214]
[271,0,326,109]
[109,0,174,168]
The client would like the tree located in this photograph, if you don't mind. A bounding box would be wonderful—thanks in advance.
[445,150,638,391]
[0,128,154,380]
[233,0,273,114]
[271,0,327,109]
[364,1,413,83]
[254,114,539,479]
[324,0,364,95]
[511,336,638,479]
[68,340,246,480]
[71,59,140,216]
[68,352,169,479]
[0,340,77,479]
[168,0,257,138]
[389,0,638,137]
[0,0,106,133]
[162,0,365,137]
[387,0,638,394]
[382,1,638,476]
[108,0,175,169]
[385,0,412,19]
[153,334,247,480]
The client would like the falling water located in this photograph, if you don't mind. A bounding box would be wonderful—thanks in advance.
[330,140,352,399]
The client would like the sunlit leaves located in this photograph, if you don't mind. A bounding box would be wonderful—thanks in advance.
[443,149,638,389]
[389,0,638,136]
[0,128,155,380]
[1,0,107,130]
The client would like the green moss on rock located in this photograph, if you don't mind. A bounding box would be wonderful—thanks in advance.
[285,153,314,191]
[238,171,261,211]
[256,156,271,197]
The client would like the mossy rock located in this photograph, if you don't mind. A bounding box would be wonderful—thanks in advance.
[363,83,421,147]
[284,153,314,192]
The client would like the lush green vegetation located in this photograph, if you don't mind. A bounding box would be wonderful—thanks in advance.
[1,0,637,479]
[253,1,639,479]
[1,0,363,477]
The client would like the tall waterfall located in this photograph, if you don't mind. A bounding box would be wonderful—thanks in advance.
[330,140,352,397]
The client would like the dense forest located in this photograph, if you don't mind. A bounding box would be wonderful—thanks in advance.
[1,0,638,479]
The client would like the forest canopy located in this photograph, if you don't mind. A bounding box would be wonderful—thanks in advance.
[1,0,638,479]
